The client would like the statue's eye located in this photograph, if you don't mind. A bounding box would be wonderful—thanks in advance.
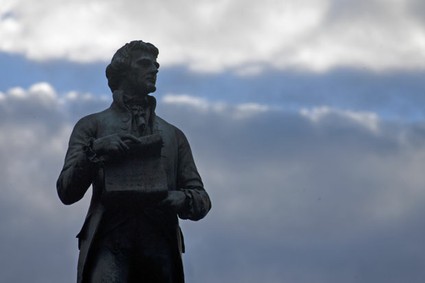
[135,59,159,70]
[137,59,151,67]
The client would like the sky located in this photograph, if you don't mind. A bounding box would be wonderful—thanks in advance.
[1,0,425,282]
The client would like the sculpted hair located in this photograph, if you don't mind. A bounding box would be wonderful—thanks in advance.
[106,40,159,92]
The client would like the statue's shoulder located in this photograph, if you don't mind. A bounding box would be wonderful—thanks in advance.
[155,115,188,142]
[73,108,110,130]
[155,115,180,133]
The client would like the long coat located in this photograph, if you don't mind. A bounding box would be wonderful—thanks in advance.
[57,92,211,283]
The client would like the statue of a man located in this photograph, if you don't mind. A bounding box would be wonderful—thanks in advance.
[57,40,211,283]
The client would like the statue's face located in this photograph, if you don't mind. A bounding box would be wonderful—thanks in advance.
[127,49,160,94]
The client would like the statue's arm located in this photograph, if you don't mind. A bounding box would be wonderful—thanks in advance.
[57,116,98,205]
[175,128,211,221]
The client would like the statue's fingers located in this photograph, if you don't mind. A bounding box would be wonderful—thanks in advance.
[120,134,141,143]
[117,140,130,151]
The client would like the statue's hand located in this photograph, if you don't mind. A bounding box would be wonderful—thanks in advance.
[92,134,140,156]
[159,191,187,212]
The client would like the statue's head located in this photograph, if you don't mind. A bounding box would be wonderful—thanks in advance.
[106,40,159,94]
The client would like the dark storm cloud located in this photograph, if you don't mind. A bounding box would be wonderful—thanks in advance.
[161,100,425,283]
[408,0,425,23]
[0,83,106,282]
[1,84,425,282]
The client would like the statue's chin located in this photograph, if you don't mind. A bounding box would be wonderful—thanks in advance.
[148,85,157,93]
[142,83,156,94]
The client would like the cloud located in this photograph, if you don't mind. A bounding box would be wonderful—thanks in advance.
[1,0,425,72]
[1,82,425,282]
[300,106,380,133]
[163,95,425,283]
[162,94,270,118]
[163,94,211,111]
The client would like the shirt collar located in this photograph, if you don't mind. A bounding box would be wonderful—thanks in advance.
[111,90,157,113]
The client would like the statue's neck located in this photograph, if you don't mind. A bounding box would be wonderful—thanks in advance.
[122,92,148,107]
[118,81,150,106]
[112,89,157,114]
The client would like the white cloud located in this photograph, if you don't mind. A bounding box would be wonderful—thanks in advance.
[162,94,210,111]
[234,103,270,119]
[6,82,57,103]
[1,0,424,72]
[300,106,380,132]
[162,94,270,118]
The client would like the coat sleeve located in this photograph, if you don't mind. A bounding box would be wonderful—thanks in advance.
[56,115,99,205]
[175,128,211,221]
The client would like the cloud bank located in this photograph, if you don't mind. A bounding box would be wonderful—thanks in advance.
[1,1,423,281]
[1,83,425,282]
[1,0,425,72]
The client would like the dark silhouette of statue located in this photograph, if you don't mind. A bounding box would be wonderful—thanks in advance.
[57,40,211,283]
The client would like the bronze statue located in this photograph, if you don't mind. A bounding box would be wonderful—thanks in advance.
[57,40,211,283]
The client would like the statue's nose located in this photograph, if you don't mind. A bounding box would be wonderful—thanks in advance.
[149,64,159,74]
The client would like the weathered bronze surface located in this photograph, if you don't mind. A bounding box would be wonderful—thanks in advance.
[57,40,211,283]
